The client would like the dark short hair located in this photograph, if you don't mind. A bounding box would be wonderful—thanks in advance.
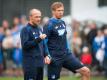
[51,2,64,11]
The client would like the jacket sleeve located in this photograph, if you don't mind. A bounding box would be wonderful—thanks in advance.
[43,39,51,57]
[43,23,52,58]
[20,28,42,50]
[43,22,52,37]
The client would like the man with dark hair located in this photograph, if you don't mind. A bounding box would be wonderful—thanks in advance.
[43,2,90,80]
[20,9,50,80]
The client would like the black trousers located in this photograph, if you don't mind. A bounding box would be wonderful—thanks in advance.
[24,67,43,80]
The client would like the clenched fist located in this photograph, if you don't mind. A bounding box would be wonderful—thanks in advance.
[44,56,51,64]
[39,34,47,39]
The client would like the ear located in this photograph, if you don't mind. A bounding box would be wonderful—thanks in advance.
[29,15,32,20]
[52,10,55,14]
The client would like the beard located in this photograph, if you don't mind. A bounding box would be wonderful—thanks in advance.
[32,21,40,26]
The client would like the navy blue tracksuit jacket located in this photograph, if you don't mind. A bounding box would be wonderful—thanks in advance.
[20,23,45,71]
[43,18,70,60]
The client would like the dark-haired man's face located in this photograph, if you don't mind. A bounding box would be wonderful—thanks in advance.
[53,6,64,19]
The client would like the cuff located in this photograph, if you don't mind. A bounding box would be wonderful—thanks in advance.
[34,37,42,43]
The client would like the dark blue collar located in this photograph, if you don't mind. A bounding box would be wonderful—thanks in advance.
[50,17,62,23]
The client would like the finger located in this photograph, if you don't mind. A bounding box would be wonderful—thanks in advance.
[45,58,49,64]
[46,58,51,64]
[44,58,47,64]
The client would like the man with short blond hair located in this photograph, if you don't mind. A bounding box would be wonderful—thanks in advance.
[43,2,90,80]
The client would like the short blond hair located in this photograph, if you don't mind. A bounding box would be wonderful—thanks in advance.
[51,2,64,11]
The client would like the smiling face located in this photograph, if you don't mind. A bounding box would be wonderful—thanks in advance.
[29,9,41,25]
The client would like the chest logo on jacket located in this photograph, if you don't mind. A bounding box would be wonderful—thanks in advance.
[55,23,66,36]
[33,32,39,39]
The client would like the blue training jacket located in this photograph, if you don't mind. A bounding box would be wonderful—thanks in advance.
[20,23,46,70]
[43,18,70,60]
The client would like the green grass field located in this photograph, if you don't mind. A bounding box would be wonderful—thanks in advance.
[0,76,107,80]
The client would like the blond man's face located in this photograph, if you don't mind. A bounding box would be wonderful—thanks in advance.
[53,6,64,19]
